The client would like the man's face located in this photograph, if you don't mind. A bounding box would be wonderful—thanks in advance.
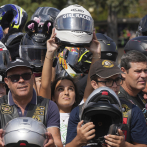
[4,66,34,99]
[121,62,147,92]
[91,74,121,95]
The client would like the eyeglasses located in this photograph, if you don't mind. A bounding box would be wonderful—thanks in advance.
[7,72,32,83]
[96,77,123,87]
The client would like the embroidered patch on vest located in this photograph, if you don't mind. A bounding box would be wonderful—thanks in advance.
[1,104,13,114]
[122,104,130,117]
[32,115,41,121]
[34,106,45,115]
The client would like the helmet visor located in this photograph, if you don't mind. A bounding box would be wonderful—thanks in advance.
[54,13,94,34]
[20,45,47,67]
[66,51,79,66]
[0,50,10,70]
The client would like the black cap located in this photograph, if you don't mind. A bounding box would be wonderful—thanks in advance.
[6,58,33,74]
[90,59,122,78]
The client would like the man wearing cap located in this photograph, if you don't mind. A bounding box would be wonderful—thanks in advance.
[0,58,63,147]
[66,58,147,147]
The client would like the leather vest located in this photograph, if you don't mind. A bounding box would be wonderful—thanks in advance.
[118,97,132,143]
[119,86,147,123]
[0,95,49,129]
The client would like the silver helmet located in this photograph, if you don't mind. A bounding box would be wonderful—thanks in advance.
[3,117,48,147]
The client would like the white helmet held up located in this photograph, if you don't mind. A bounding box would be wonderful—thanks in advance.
[54,4,94,47]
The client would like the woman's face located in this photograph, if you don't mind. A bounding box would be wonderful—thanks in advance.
[53,79,76,112]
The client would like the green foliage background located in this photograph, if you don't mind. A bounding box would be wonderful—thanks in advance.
[0,0,146,22]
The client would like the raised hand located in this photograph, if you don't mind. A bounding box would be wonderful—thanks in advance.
[87,30,101,57]
[46,28,59,57]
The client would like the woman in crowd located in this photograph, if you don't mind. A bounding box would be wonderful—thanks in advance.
[39,28,80,145]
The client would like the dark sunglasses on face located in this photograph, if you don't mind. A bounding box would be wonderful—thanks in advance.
[7,72,32,82]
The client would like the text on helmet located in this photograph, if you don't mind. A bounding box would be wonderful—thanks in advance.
[63,13,91,21]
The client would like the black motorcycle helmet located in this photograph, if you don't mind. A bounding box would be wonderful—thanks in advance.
[80,87,123,146]
[0,41,10,71]
[20,7,60,72]
[124,36,147,56]
[25,7,60,38]
[19,33,47,72]
[0,4,28,31]
[74,48,92,74]
[136,15,147,37]
[73,33,118,74]
[96,33,118,61]
[1,31,24,60]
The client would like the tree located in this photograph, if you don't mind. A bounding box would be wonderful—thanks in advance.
[70,0,139,45]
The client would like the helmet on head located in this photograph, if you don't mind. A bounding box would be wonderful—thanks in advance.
[3,117,47,147]
[124,36,147,56]
[19,33,47,72]
[0,4,28,31]
[54,4,94,47]
[0,41,10,72]
[96,33,118,61]
[25,7,60,38]
[80,87,123,145]
[136,15,147,37]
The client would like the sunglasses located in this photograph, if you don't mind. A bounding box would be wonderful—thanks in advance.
[7,72,32,82]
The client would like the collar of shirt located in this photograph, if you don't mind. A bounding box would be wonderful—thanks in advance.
[8,88,37,106]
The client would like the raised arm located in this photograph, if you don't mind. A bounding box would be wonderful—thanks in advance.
[83,31,101,102]
[39,28,58,99]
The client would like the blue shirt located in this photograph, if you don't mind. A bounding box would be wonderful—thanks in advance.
[66,104,147,146]
[7,89,60,128]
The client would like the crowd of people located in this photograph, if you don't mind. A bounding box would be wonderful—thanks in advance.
[0,3,146,147]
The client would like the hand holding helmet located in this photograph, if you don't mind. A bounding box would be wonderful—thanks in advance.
[80,87,123,146]
[46,28,59,58]
[87,31,101,58]
[75,120,95,146]
[104,129,125,147]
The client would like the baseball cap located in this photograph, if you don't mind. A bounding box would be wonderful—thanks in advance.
[6,58,33,74]
[90,59,122,78]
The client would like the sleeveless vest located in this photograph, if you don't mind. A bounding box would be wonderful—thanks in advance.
[118,97,132,143]
[0,95,49,129]
[119,86,147,123]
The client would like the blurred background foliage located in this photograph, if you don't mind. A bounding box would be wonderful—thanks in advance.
[0,0,147,21]
[1,0,147,45]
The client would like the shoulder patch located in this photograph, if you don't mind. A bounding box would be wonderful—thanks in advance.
[1,103,13,114]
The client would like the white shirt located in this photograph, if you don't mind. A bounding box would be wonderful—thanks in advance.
[60,113,70,146]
